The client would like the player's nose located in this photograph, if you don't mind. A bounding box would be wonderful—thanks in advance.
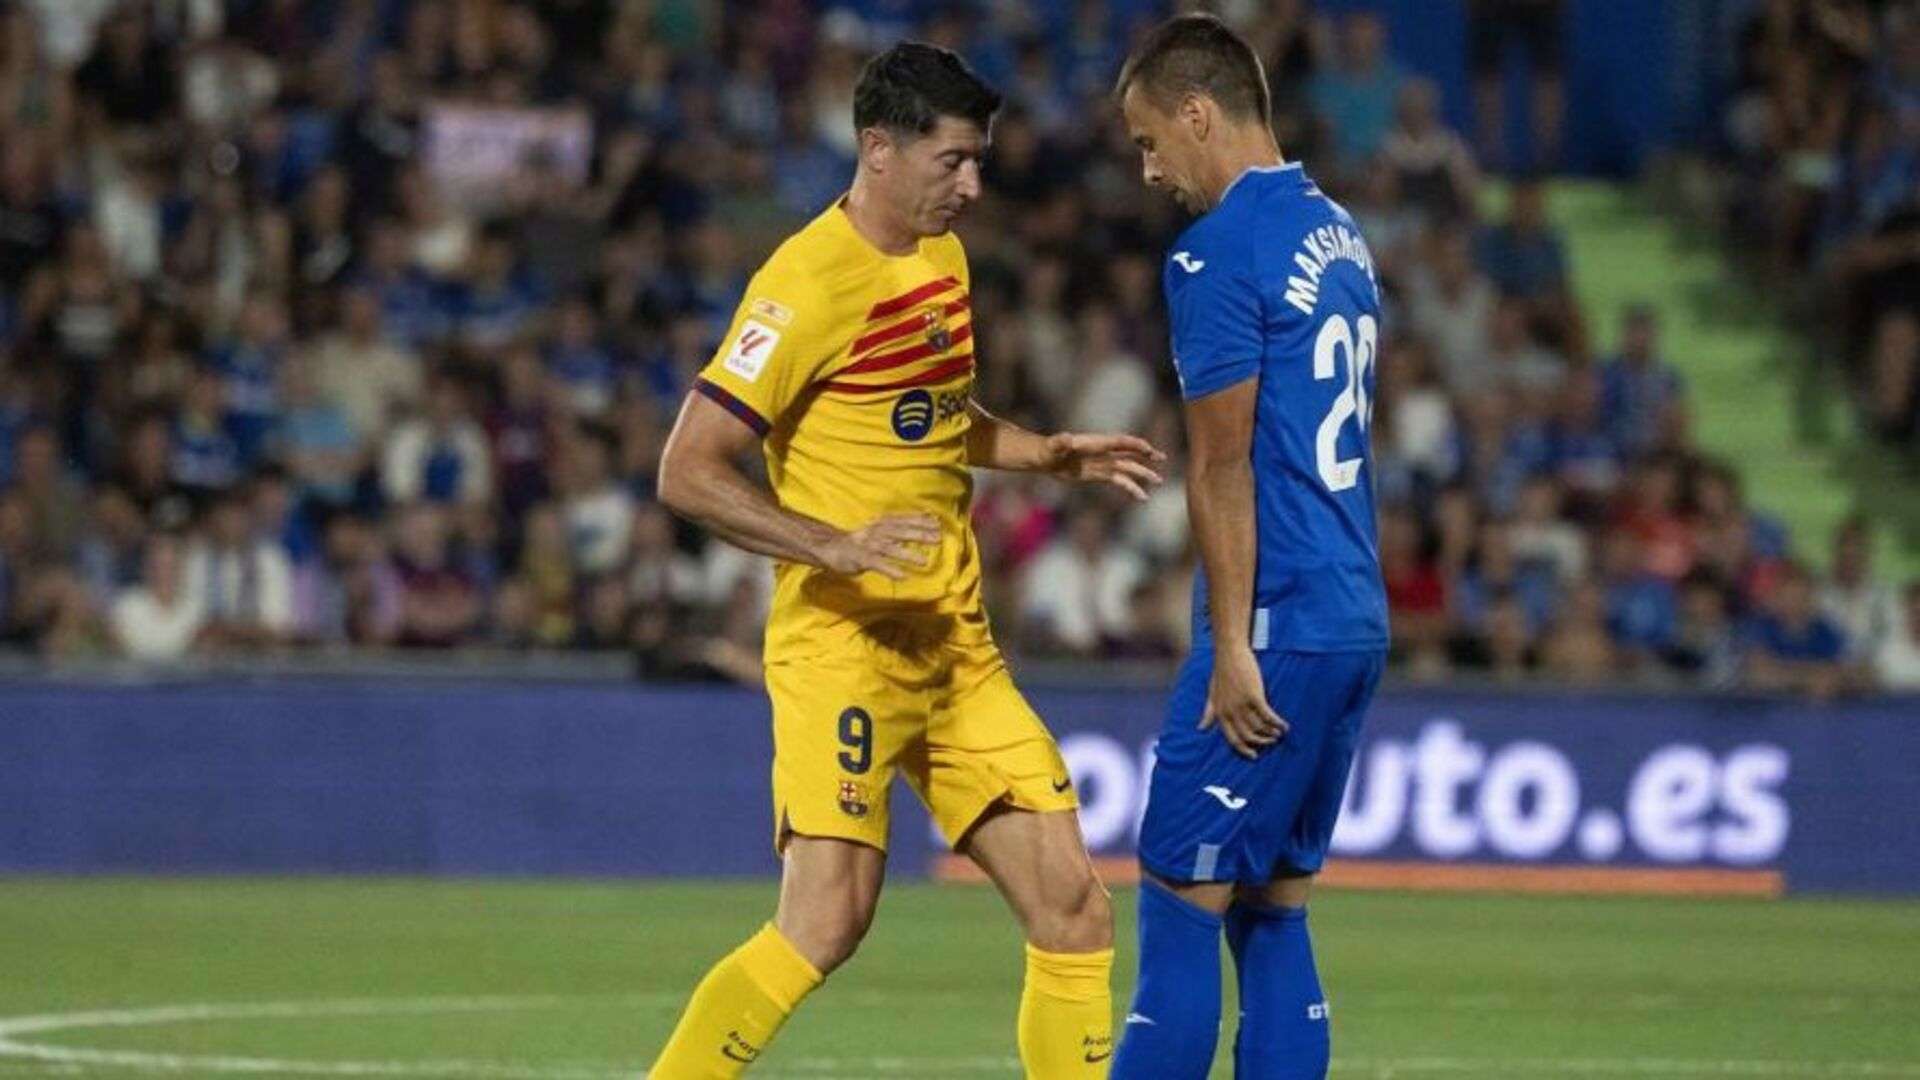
[954,161,982,202]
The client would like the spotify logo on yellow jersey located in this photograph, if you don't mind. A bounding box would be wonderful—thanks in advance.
[892,390,936,441]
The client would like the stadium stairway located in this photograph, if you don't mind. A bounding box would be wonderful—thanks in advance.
[1550,180,1920,579]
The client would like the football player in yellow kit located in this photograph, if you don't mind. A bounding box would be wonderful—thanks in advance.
[646,41,1164,1080]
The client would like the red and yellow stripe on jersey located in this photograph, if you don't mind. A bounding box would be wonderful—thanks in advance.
[694,200,987,658]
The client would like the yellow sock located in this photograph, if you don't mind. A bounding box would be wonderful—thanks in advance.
[1017,943,1115,1079]
[649,923,823,1079]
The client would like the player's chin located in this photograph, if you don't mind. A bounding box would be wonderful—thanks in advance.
[926,207,966,233]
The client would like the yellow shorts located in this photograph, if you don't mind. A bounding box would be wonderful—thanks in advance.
[764,620,1075,854]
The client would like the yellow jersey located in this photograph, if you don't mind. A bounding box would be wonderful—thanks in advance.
[694,200,987,659]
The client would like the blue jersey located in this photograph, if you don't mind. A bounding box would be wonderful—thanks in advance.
[1164,164,1388,654]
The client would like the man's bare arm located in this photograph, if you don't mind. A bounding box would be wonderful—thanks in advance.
[1186,378,1285,757]
[965,400,1053,471]
[658,391,938,580]
[1186,381,1260,653]
[966,400,1165,499]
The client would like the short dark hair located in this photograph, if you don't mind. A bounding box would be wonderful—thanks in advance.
[1116,14,1271,126]
[853,42,1002,139]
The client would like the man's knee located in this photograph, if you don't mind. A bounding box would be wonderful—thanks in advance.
[1240,871,1315,911]
[1028,869,1114,953]
[775,896,875,975]
[774,837,884,975]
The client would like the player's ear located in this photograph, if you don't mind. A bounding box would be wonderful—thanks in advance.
[1178,93,1210,141]
[858,126,893,173]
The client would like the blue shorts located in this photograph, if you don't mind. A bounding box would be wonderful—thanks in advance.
[1138,649,1385,885]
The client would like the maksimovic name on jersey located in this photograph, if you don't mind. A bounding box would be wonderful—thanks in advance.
[1281,223,1376,316]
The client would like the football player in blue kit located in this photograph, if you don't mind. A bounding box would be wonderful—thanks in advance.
[1110,15,1390,1080]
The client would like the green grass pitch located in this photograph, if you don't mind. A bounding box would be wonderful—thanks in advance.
[2,879,1918,1078]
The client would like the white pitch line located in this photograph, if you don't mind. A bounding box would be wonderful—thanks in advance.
[0,997,626,1038]
[0,997,1026,1079]
[1,996,1917,1079]
[0,997,640,1079]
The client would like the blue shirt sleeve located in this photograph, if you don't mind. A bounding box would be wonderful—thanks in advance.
[1165,239,1264,401]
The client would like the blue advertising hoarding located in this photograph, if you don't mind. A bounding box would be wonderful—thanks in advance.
[1,681,1915,894]
[1001,688,1919,896]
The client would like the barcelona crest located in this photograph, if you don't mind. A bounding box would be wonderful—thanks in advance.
[837,781,871,819]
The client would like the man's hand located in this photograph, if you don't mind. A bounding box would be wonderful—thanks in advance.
[1201,645,1288,758]
[1042,432,1167,501]
[818,512,942,580]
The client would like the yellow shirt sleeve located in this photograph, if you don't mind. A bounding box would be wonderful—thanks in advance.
[694,268,838,435]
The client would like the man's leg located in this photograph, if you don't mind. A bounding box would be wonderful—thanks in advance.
[1226,874,1326,1080]
[1112,648,1244,1080]
[961,805,1114,1079]
[1227,651,1382,1080]
[1111,873,1232,1080]
[649,836,884,1078]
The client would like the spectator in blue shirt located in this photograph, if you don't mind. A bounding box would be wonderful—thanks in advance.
[667,219,744,351]
[275,356,362,509]
[1600,304,1687,456]
[1549,370,1624,511]
[1455,520,1559,639]
[444,226,545,357]
[547,295,620,418]
[1457,391,1543,519]
[171,367,243,497]
[75,484,147,617]
[381,374,492,507]
[771,94,853,218]
[355,219,445,349]
[1599,531,1677,658]
[1009,39,1074,138]
[1663,570,1742,688]
[1309,12,1404,170]
[1745,562,1852,699]
[206,291,289,466]
[1060,1,1122,100]
[1477,178,1567,298]
[1476,179,1579,348]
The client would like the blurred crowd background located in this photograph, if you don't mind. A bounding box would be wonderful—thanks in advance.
[1711,0,1920,453]
[0,0,1915,695]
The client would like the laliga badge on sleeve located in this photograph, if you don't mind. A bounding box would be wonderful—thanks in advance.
[722,319,782,382]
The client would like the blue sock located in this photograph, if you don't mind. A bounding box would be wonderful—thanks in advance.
[1110,879,1223,1080]
[1226,901,1330,1080]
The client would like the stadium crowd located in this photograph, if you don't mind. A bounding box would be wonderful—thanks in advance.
[0,0,1915,694]
[1711,0,1920,454]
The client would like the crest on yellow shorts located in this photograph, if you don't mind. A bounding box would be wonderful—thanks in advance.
[837,781,871,819]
